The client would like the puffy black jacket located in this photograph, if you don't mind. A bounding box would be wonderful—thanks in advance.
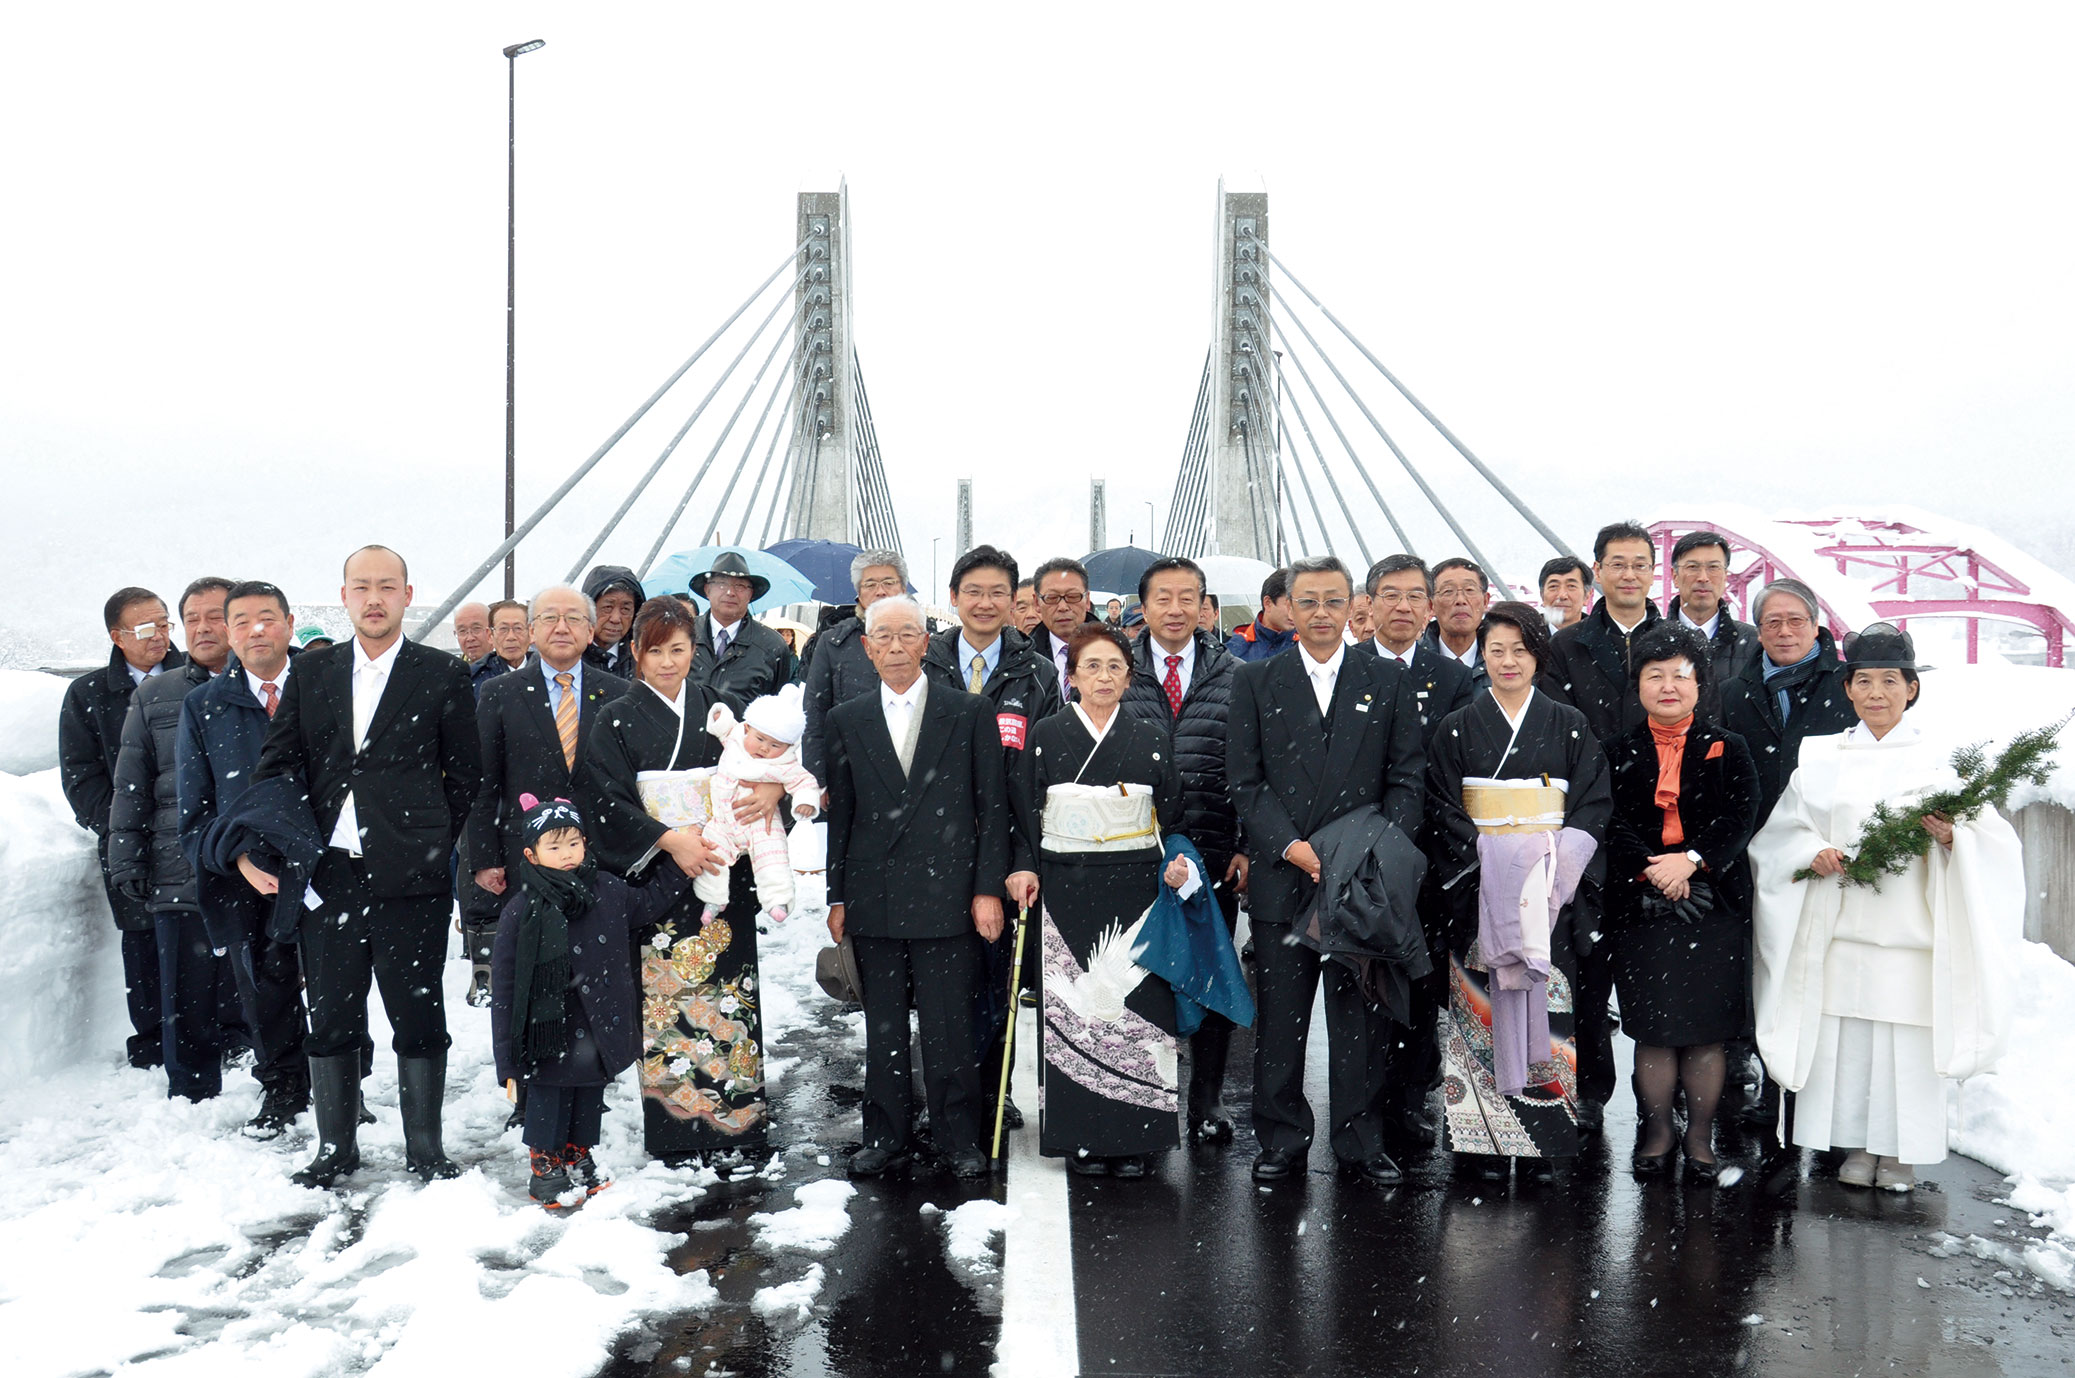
[1716,628,1858,826]
[921,625,1062,763]
[1119,630,1243,866]
[59,645,189,837]
[1539,601,1663,747]
[801,614,880,782]
[108,659,215,911]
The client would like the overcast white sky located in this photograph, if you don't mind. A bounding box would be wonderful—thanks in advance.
[6,5,2073,659]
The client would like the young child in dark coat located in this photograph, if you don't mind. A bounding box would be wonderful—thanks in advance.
[493,794,689,1207]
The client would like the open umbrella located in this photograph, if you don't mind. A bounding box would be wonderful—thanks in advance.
[643,546,817,613]
[1196,555,1276,605]
[763,538,915,605]
[1080,545,1166,599]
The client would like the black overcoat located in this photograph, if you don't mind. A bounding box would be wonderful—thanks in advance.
[466,661,628,877]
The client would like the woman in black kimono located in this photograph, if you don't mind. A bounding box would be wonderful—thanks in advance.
[1006,623,1190,1178]
[579,597,789,1166]
[1604,623,1761,1182]
[1426,602,1611,1183]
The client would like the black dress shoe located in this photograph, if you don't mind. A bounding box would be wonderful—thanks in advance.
[1337,1153,1404,1186]
[950,1151,989,1179]
[1453,1153,1508,1183]
[1252,1148,1299,1181]
[848,1146,905,1178]
[1575,1100,1605,1138]
[1109,1155,1148,1179]
[999,1098,1024,1130]
[1683,1156,1722,1184]
[1631,1150,1673,1178]
[1191,1114,1236,1145]
[1068,1153,1110,1177]
[1521,1156,1571,1185]
[1757,1145,1801,1197]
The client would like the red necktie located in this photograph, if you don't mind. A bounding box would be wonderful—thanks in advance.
[1163,655,1184,717]
[261,681,279,718]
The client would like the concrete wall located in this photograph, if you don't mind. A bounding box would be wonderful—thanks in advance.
[2012,801,2075,963]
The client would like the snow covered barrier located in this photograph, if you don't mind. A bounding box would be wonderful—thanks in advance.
[0,669,69,776]
[0,768,124,1081]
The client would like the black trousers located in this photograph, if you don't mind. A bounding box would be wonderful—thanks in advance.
[300,851,452,1060]
[1250,917,1392,1163]
[1187,874,1244,1120]
[854,932,984,1157]
[225,931,309,1089]
[100,863,163,1067]
[523,1082,606,1152]
[1572,938,1618,1107]
[154,911,236,1100]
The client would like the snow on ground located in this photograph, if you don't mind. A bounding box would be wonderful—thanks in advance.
[0,669,70,774]
[0,792,856,1377]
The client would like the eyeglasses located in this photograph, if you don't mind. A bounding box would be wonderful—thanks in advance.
[1760,615,1812,633]
[1599,559,1653,575]
[1433,586,1485,603]
[1372,589,1427,608]
[532,612,592,627]
[705,577,752,594]
[957,586,1011,602]
[1674,560,1728,577]
[1292,597,1350,613]
[856,577,905,594]
[1038,591,1087,607]
[867,629,927,646]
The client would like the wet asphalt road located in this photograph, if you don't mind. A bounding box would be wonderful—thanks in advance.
[600,988,2075,1378]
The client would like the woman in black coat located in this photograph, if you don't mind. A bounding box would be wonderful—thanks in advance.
[1605,623,1761,1182]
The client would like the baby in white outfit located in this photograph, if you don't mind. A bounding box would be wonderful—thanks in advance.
[699,683,820,922]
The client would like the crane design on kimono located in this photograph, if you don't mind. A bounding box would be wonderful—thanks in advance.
[1047,907,1180,1091]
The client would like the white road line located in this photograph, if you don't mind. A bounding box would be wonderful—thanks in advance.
[995,1003,1077,1378]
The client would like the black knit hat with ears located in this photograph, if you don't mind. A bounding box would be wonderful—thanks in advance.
[519,792,586,841]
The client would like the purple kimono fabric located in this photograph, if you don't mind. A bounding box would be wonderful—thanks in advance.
[1476,827,1597,1095]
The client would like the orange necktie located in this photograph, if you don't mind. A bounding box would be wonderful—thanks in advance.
[555,673,579,770]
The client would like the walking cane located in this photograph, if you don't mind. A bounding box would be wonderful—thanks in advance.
[990,905,1030,1163]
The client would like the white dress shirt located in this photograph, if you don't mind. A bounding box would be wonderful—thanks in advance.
[329,636,403,854]
[245,661,291,706]
[1679,608,1721,638]
[127,661,164,687]
[1150,635,1196,700]
[1372,637,1417,669]
[881,677,924,745]
[1299,641,1346,718]
[1436,635,1479,671]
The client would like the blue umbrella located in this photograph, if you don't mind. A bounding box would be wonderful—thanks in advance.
[643,546,817,613]
[763,539,915,605]
[1080,545,1166,598]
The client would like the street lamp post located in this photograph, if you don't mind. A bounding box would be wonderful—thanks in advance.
[1145,501,1156,550]
[502,39,545,600]
[931,537,942,606]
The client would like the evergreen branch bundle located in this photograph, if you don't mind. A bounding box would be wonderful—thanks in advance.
[1796,713,2070,889]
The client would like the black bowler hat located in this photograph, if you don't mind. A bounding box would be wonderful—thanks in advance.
[1843,622,1918,671]
[689,550,771,603]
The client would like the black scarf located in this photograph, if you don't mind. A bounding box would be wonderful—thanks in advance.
[509,856,596,1067]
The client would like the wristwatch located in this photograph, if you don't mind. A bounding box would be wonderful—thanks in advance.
[1684,849,1705,869]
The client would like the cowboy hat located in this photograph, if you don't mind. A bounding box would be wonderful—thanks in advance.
[688,550,772,602]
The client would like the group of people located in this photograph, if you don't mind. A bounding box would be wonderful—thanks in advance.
[57,522,2021,1207]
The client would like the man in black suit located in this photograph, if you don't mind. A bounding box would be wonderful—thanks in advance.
[1354,554,1476,1148]
[253,545,482,1187]
[824,596,1010,1180]
[1227,555,1426,1186]
[465,584,629,999]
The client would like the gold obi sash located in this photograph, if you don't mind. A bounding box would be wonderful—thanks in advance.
[1041,782,1161,854]
[1461,775,1569,835]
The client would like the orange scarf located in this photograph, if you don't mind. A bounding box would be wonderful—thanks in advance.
[1649,714,1694,848]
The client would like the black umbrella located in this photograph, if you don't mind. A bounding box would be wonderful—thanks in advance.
[1080,545,1166,598]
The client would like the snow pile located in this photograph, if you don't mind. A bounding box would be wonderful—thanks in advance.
[941,1198,1014,1279]
[749,1178,856,1253]
[0,769,125,1082]
[0,669,69,775]
[1902,663,2075,811]
[750,1262,827,1321]
[0,963,719,1378]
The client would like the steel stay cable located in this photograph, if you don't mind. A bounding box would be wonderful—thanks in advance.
[700,331,807,545]
[421,236,817,630]
[1274,357,1381,565]
[1270,304,1509,592]
[635,286,813,577]
[851,354,901,552]
[1164,349,1215,555]
[733,350,817,546]
[1268,250,1578,561]
[1244,310,1402,558]
[1270,389,1336,563]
